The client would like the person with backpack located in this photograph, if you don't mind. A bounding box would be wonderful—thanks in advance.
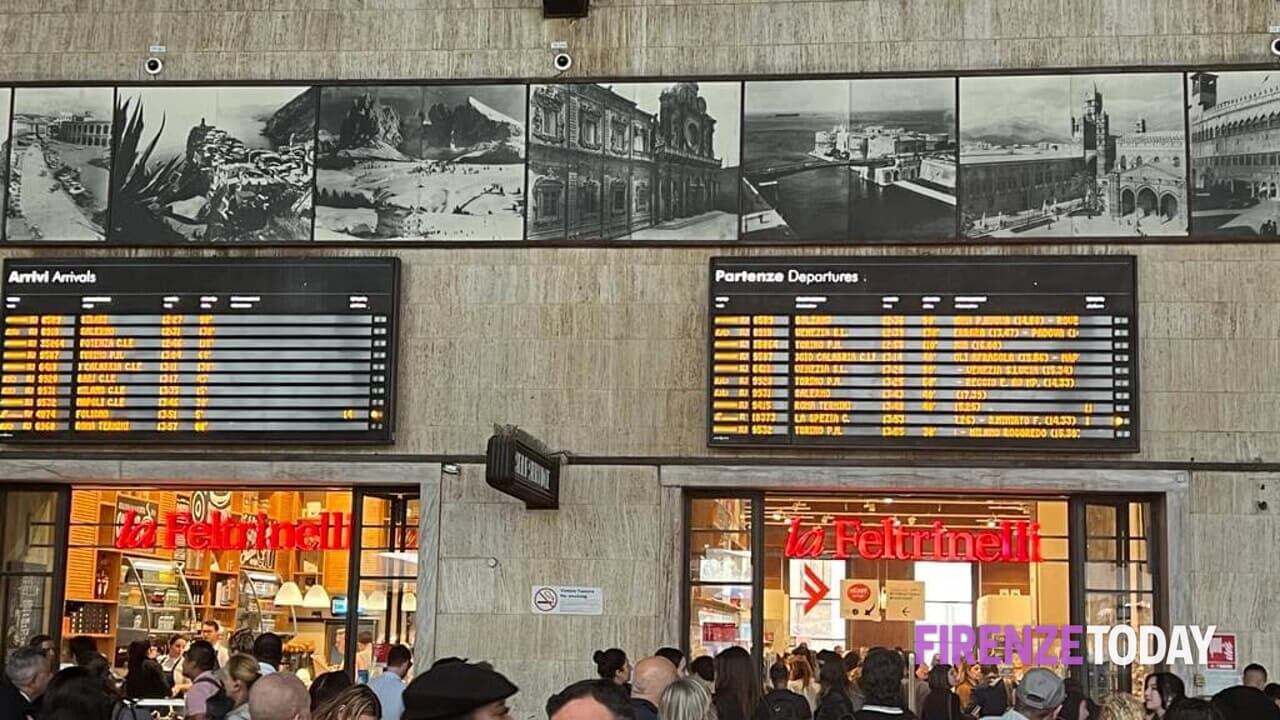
[183,640,223,720]
[766,663,812,720]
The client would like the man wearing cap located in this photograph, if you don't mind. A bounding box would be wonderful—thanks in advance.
[998,668,1064,720]
[403,660,518,720]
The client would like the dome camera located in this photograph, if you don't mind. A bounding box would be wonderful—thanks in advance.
[1272,37,1280,57]
[552,52,573,73]
[144,56,164,75]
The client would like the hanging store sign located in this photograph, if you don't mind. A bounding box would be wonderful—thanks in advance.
[115,510,350,551]
[840,579,880,621]
[784,517,1042,562]
[486,431,560,509]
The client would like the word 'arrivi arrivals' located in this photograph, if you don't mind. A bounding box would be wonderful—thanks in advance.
[116,510,350,551]
[784,517,1043,562]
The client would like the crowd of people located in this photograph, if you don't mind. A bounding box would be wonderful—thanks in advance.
[4,634,1280,720]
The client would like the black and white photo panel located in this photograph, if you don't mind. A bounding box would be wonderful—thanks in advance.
[960,72,1187,239]
[315,83,526,241]
[526,81,740,242]
[8,87,112,242]
[109,85,317,244]
[741,79,852,242]
[1187,70,1280,239]
[846,77,957,241]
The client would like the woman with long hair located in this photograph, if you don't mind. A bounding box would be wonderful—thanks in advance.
[594,649,632,687]
[815,653,861,720]
[313,684,382,720]
[789,652,821,711]
[1099,693,1146,720]
[855,648,917,720]
[662,677,719,720]
[713,647,768,720]
[918,665,962,720]
[310,671,354,713]
[1143,673,1186,719]
[218,654,261,720]
[122,640,168,700]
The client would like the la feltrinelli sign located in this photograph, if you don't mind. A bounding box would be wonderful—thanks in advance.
[784,517,1043,563]
[115,510,351,551]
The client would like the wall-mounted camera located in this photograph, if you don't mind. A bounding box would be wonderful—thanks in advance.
[144,56,163,76]
[552,52,573,74]
[1271,36,1280,58]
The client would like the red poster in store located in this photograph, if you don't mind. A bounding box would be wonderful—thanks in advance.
[702,623,738,643]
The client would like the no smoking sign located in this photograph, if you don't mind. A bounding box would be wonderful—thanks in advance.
[530,585,604,615]
[533,587,559,612]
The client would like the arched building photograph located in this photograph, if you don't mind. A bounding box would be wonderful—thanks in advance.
[960,73,1187,238]
[1189,70,1280,237]
[525,81,741,241]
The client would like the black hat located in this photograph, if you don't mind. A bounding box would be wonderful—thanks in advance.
[403,662,518,720]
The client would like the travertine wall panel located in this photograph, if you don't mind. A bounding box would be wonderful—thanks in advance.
[436,464,661,719]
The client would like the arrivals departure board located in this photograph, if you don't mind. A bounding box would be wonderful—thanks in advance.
[708,256,1138,451]
[0,258,399,444]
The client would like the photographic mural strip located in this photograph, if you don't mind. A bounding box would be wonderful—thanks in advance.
[0,69,1271,245]
[8,87,112,242]
[315,84,526,241]
[959,72,1187,239]
[526,81,741,242]
[1188,70,1280,238]
[108,86,317,244]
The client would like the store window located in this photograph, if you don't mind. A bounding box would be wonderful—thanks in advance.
[687,496,756,658]
[0,489,61,658]
[63,487,419,687]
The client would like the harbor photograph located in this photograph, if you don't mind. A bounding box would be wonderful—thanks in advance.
[7,87,112,242]
[1188,70,1280,238]
[740,77,956,242]
[960,73,1187,239]
[109,86,317,244]
[315,84,526,241]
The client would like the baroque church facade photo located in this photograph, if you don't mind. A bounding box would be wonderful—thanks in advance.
[526,82,735,241]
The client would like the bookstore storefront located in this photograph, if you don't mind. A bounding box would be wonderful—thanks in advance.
[680,475,1177,701]
[0,483,422,686]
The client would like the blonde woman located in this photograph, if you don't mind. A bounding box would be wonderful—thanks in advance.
[1098,693,1146,720]
[314,683,383,720]
[661,677,719,720]
[219,654,262,720]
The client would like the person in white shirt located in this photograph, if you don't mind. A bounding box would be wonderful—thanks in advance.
[367,644,413,720]
[201,620,231,668]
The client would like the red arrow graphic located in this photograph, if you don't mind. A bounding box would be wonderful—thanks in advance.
[802,564,830,614]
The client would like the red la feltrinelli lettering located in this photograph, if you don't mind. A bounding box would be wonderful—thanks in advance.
[784,517,1041,563]
[115,510,350,551]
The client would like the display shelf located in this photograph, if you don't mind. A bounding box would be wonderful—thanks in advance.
[66,597,118,604]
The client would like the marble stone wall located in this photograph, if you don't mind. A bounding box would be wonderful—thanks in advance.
[432,463,663,720]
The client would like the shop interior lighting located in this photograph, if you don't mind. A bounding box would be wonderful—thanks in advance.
[401,590,417,613]
[302,583,331,608]
[365,590,388,611]
[376,551,418,564]
[273,582,304,607]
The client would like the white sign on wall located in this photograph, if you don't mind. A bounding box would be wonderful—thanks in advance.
[530,585,604,615]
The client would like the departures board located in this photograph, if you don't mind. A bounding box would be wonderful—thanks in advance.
[0,258,399,444]
[708,256,1138,451]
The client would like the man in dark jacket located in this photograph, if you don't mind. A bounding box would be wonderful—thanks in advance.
[630,657,678,720]
[1212,684,1280,720]
[968,665,1009,717]
[765,663,811,720]
[0,647,53,720]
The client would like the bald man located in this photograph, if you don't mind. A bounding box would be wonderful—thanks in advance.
[250,672,311,720]
[631,656,679,720]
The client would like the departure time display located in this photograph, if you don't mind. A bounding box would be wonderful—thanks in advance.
[0,258,399,443]
[708,256,1138,450]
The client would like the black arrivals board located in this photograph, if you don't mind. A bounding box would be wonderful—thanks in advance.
[0,258,399,444]
[708,256,1138,451]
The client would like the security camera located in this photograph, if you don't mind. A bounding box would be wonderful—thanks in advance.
[1271,37,1280,58]
[552,52,573,73]
[144,56,163,75]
